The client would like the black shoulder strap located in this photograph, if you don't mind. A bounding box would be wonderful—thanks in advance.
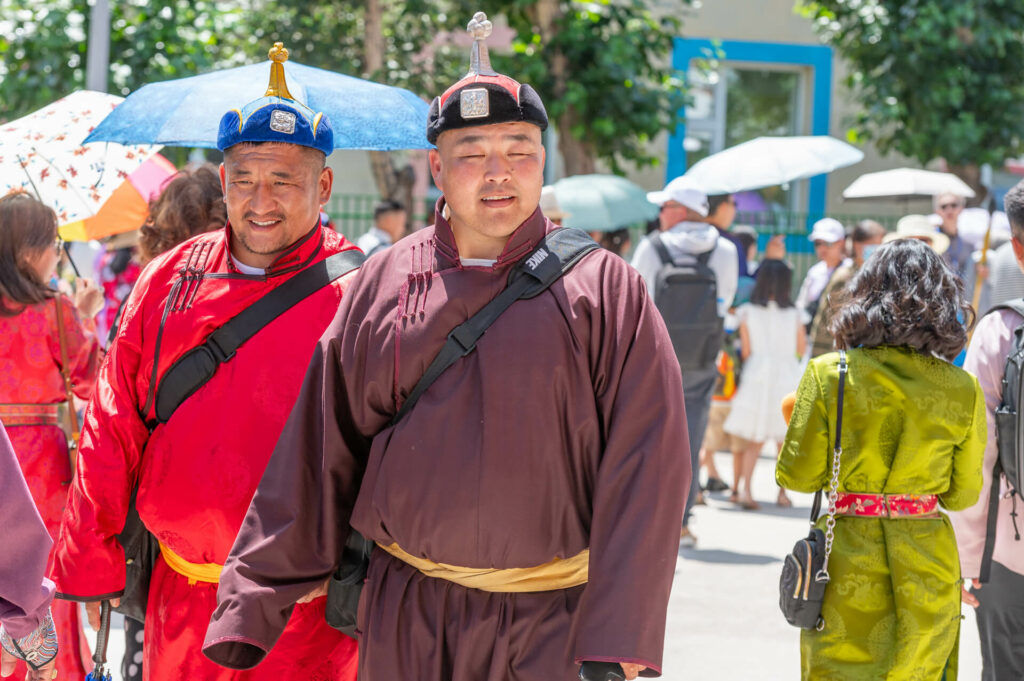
[980,459,1003,583]
[389,228,599,427]
[810,350,847,523]
[154,249,365,424]
[649,233,673,267]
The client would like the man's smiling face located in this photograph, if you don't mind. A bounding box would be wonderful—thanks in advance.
[220,142,332,268]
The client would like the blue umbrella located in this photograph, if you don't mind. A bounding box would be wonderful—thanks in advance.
[553,174,659,233]
[85,60,431,151]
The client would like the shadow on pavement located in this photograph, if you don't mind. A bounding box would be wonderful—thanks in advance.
[707,499,813,520]
[678,547,780,565]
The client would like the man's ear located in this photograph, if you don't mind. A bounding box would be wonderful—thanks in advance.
[1011,235,1024,273]
[219,163,227,198]
[428,149,443,192]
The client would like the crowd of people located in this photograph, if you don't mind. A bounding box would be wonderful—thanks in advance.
[3,20,1024,681]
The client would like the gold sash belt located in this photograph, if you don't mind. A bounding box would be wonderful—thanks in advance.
[159,542,223,586]
[377,542,589,592]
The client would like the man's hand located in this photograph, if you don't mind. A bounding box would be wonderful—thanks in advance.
[621,664,646,680]
[961,578,982,608]
[1,648,57,680]
[296,578,329,604]
[85,598,120,631]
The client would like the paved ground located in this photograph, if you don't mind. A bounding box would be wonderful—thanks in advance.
[87,450,984,680]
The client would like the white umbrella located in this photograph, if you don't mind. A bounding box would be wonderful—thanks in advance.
[842,168,976,200]
[682,135,864,194]
[0,90,162,224]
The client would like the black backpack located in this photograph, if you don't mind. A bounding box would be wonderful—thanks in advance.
[648,232,724,373]
[981,299,1024,581]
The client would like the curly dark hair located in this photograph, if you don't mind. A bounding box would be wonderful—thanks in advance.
[828,238,973,361]
[138,164,226,262]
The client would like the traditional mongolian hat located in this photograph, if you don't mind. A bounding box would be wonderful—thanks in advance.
[426,12,548,144]
[217,43,334,155]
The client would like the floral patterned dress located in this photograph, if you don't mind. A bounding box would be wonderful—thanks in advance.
[778,346,986,681]
[0,295,100,678]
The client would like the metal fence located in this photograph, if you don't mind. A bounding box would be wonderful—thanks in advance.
[325,193,897,285]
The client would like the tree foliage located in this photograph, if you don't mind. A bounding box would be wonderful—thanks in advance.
[1,0,691,177]
[0,1,239,121]
[798,0,1024,170]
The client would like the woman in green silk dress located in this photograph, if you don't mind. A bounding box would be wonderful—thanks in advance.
[778,238,986,681]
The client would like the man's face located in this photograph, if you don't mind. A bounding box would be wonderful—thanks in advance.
[658,201,689,231]
[936,194,964,232]
[814,239,845,267]
[376,209,407,242]
[220,143,332,267]
[709,195,736,229]
[429,122,545,258]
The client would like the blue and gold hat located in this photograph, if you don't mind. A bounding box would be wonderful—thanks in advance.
[427,12,548,144]
[217,43,333,156]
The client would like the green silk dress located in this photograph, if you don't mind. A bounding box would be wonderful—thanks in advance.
[778,346,986,681]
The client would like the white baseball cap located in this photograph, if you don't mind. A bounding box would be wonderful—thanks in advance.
[808,217,846,244]
[647,177,709,217]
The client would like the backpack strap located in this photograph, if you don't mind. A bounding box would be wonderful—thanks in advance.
[989,298,1024,320]
[389,228,599,427]
[649,233,673,267]
[979,459,1003,584]
[153,249,366,424]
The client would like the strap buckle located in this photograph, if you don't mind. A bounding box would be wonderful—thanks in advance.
[448,324,478,356]
[206,334,236,363]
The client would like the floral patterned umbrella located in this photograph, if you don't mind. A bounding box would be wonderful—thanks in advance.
[0,90,162,224]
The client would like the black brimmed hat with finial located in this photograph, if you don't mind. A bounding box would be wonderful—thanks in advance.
[427,12,548,144]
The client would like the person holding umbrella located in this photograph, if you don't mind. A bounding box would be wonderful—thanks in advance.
[49,45,362,680]
[0,191,102,679]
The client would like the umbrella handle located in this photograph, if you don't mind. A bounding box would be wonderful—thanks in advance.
[61,241,82,278]
[90,600,111,678]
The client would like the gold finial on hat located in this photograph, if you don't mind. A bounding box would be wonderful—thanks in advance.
[264,42,295,100]
[466,12,497,77]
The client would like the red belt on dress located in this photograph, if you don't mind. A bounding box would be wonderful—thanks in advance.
[834,493,939,519]
[0,403,62,427]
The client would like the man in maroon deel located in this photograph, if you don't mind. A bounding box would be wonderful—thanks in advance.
[49,45,359,680]
[204,13,689,681]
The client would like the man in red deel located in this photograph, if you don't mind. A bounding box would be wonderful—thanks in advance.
[49,43,361,680]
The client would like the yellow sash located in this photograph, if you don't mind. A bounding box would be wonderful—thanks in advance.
[377,542,589,592]
[159,542,223,586]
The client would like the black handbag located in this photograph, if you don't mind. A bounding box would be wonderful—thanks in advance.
[324,228,600,638]
[112,491,159,623]
[779,350,847,631]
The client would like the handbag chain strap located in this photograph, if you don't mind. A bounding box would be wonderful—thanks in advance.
[817,349,848,583]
